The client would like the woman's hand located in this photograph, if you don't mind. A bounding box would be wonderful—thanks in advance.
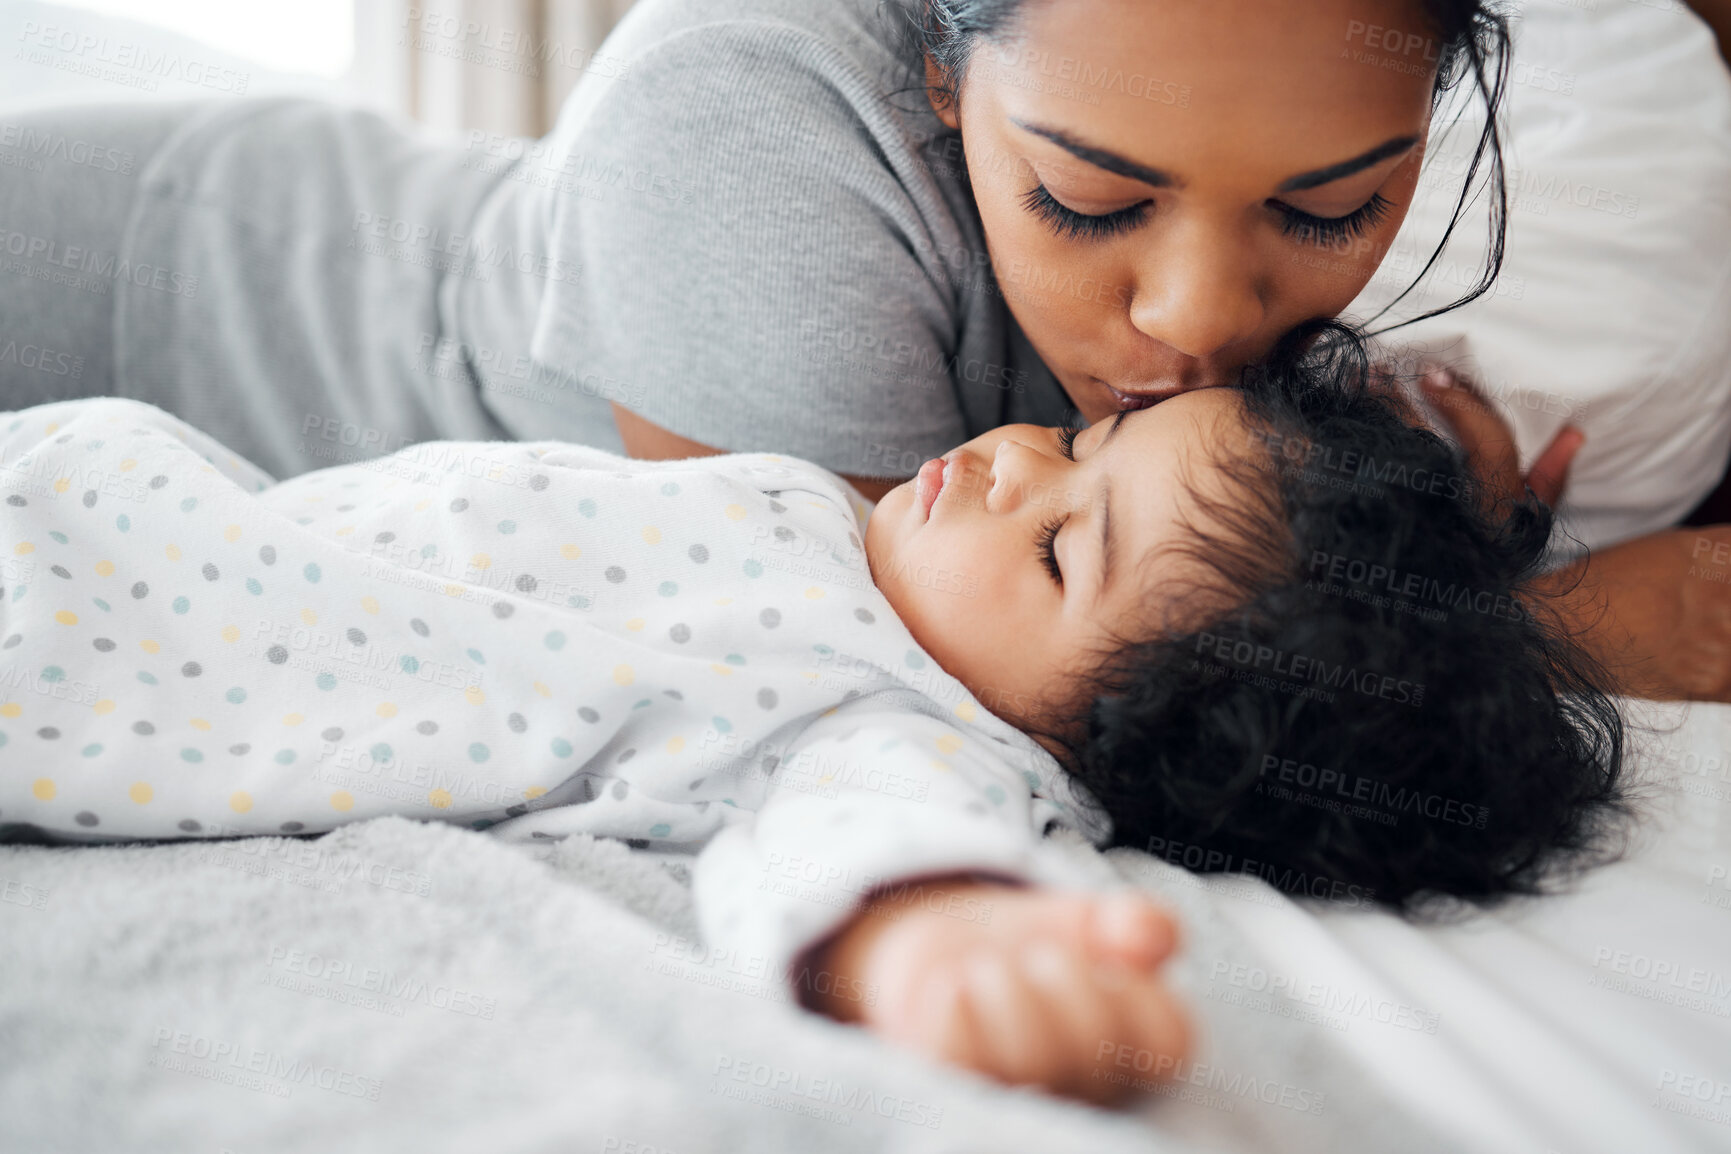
[800,878,1192,1105]
[1414,368,1584,512]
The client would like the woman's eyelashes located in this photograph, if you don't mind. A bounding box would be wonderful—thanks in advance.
[1036,514,1066,586]
[1021,183,1152,242]
[1271,192,1394,248]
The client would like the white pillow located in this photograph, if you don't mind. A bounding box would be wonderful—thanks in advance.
[1346,0,1731,552]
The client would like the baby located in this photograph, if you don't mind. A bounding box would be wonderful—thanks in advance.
[0,329,1627,1103]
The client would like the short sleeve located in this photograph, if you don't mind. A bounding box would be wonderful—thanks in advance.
[529,20,973,477]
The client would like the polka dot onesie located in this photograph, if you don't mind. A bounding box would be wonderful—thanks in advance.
[0,399,1109,973]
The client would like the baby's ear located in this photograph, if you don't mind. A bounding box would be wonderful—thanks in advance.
[1085,891,1178,970]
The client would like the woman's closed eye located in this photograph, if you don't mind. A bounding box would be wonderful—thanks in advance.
[1022,183,1153,242]
[1270,192,1394,248]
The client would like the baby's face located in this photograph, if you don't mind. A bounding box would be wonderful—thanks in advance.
[865,389,1250,734]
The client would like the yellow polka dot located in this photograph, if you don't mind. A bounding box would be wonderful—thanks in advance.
[931,759,954,773]
[470,553,491,570]
[711,664,734,677]
[190,719,211,732]
[667,736,686,754]
[765,455,782,463]
[129,783,154,804]
[335,526,355,537]
[465,686,486,705]
[533,681,551,698]
[0,702,20,718]
[414,498,431,512]
[43,422,58,434]
[330,791,354,812]
[954,701,978,723]
[52,477,69,494]
[283,713,304,727]
[94,560,114,576]
[725,504,747,521]
[626,617,645,632]
[92,699,115,715]
[444,584,465,597]
[523,786,547,800]
[299,608,317,625]
[560,544,581,560]
[428,789,453,810]
[14,542,33,556]
[164,544,181,561]
[804,587,825,600]
[822,706,839,717]
[642,526,662,545]
[376,702,397,718]
[229,791,253,814]
[221,625,240,643]
[801,671,818,681]
[118,457,136,472]
[31,778,54,800]
[223,524,243,542]
[360,596,380,615]
[612,664,635,686]
[54,610,78,626]
[714,598,733,606]
[936,734,964,754]
[140,639,160,654]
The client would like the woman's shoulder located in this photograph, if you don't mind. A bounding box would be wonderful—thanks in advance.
[606,0,915,73]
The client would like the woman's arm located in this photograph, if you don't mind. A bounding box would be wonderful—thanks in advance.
[1687,0,1731,68]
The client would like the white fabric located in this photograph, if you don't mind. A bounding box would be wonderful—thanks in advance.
[1348,0,1731,552]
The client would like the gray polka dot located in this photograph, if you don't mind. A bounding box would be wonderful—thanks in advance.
[130,581,148,599]
[149,474,169,489]
[759,608,781,629]
[228,744,250,755]
[773,526,795,542]
[515,574,538,594]
[321,727,344,741]
[75,811,99,826]
[54,433,72,444]
[280,822,305,833]
[530,474,550,491]
[688,544,709,564]
[336,505,355,513]
[178,819,201,832]
[849,532,862,550]
[132,721,155,735]
[763,755,780,773]
[416,720,438,735]
[50,564,70,579]
[410,618,430,637]
[611,779,630,800]
[663,689,683,701]
[2,634,20,649]
[758,688,779,710]
[259,545,277,565]
[4,495,24,507]
[266,645,288,665]
[37,727,59,739]
[507,712,527,733]
[669,623,691,644]
[768,500,787,514]
[346,628,366,645]
[82,490,98,508]
[450,498,469,512]
[618,748,636,764]
[854,608,876,624]
[605,566,626,584]
[575,777,599,804]
[689,778,705,790]
[492,601,514,619]
[505,804,527,818]
[181,661,201,678]
[375,531,396,544]
[578,707,599,723]
[92,638,115,652]
[843,689,861,701]
[201,562,219,581]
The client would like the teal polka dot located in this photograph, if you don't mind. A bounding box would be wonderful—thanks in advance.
[658,582,678,597]
[724,654,746,666]
[0,731,7,749]
[81,743,101,757]
[550,737,573,758]
[633,699,652,710]
[813,645,834,658]
[468,742,490,762]
[649,823,672,837]
[399,655,420,674]
[497,520,517,534]
[743,559,763,578]
[245,578,263,595]
[115,514,131,532]
[48,531,67,545]
[905,650,926,669]
[137,671,157,685]
[316,672,337,690]
[369,742,392,763]
[91,598,110,612]
[660,482,680,496]
[578,499,597,518]
[420,543,438,558]
[181,748,204,764]
[39,666,64,683]
[10,586,23,602]
[225,687,247,704]
[985,785,1006,804]
[275,748,296,765]
[466,648,485,664]
[568,595,591,610]
[712,716,733,733]
[544,631,566,651]
[304,562,321,583]
[171,596,190,614]
[179,496,198,512]
[1022,770,1041,789]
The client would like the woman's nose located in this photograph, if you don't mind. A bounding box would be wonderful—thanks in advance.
[1127,221,1266,363]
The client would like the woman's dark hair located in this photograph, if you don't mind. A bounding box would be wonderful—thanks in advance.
[890,0,1513,330]
[1049,322,1629,910]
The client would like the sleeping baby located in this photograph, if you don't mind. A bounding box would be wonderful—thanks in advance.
[0,327,1627,1103]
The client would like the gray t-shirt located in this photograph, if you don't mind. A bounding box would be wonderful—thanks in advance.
[462,0,1071,478]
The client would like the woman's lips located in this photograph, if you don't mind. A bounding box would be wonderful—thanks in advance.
[1107,384,1165,412]
[916,457,948,519]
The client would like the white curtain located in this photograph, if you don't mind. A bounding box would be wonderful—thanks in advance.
[353,0,640,138]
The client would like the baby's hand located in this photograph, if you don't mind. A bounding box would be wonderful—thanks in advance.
[803,878,1192,1104]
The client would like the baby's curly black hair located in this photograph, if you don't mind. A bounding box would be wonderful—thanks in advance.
[1057,323,1630,912]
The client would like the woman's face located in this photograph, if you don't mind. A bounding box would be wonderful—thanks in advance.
[934,0,1438,422]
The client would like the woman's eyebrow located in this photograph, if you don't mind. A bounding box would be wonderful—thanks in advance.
[1011,118,1176,187]
[1276,136,1419,192]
